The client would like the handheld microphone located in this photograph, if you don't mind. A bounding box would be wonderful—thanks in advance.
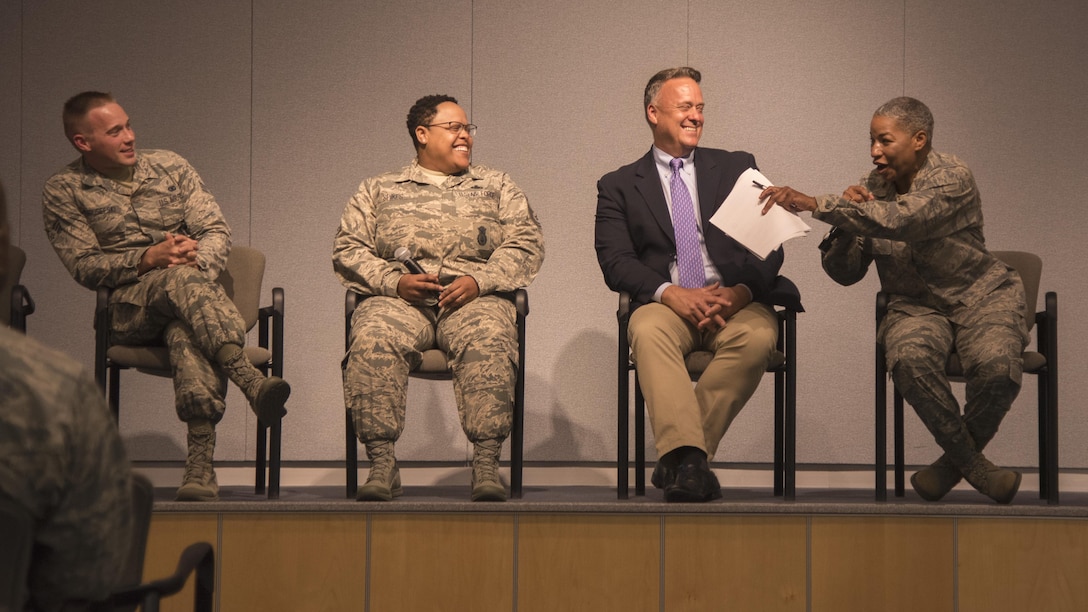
[394,247,426,275]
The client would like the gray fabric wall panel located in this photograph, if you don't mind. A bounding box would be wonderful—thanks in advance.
[471,0,690,463]
[0,0,20,244]
[689,1,905,465]
[251,1,475,462]
[15,1,254,462]
[903,0,1088,468]
[4,0,1086,470]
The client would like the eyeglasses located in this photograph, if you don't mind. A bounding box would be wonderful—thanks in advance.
[424,121,477,137]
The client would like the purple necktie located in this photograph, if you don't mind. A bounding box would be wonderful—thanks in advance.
[669,158,706,288]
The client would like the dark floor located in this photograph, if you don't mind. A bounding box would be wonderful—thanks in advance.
[152,483,1088,518]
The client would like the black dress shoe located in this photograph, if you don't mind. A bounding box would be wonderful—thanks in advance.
[651,461,676,489]
[664,463,722,503]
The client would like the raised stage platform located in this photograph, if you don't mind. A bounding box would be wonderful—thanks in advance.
[140,467,1088,612]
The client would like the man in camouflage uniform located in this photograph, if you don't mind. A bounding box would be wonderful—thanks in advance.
[761,97,1027,504]
[333,94,544,502]
[1,180,134,610]
[42,91,290,502]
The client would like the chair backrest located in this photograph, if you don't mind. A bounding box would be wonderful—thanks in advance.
[112,473,154,612]
[0,475,149,612]
[991,250,1041,333]
[218,246,265,331]
[2,244,27,327]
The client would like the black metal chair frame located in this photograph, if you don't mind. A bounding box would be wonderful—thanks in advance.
[5,245,35,332]
[616,292,797,500]
[93,252,285,499]
[1,474,215,612]
[109,542,215,612]
[343,289,527,499]
[9,283,33,332]
[874,253,1058,504]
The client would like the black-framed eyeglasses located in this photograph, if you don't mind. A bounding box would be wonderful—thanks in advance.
[424,121,477,136]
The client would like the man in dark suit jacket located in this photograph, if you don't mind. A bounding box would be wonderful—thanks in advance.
[595,67,801,502]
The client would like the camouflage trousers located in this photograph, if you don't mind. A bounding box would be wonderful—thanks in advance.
[880,278,1029,457]
[343,294,517,444]
[109,266,247,422]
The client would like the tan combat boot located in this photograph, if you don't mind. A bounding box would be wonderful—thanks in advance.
[216,344,290,426]
[176,420,219,501]
[471,439,506,502]
[950,448,1021,505]
[910,454,962,501]
[357,441,402,501]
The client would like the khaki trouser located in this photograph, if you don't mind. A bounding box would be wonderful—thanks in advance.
[629,301,778,460]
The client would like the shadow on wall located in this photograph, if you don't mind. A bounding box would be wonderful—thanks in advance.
[525,327,621,468]
[123,432,184,463]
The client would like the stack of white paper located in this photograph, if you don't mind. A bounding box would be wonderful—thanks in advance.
[709,167,810,260]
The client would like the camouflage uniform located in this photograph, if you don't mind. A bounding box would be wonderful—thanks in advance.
[333,160,544,444]
[815,149,1028,457]
[42,149,243,423]
[0,325,133,611]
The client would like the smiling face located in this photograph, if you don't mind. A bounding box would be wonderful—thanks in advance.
[870,114,928,194]
[647,77,704,158]
[72,102,136,178]
[415,101,472,175]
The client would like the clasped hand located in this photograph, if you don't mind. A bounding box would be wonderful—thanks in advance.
[397,273,479,309]
[662,282,747,331]
[140,232,199,274]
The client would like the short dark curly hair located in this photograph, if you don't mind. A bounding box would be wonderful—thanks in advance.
[406,94,459,151]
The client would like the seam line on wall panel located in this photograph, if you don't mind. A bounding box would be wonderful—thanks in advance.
[246,0,256,462]
[216,514,223,612]
[365,513,372,612]
[249,0,255,247]
[685,0,691,64]
[660,516,665,612]
[953,517,959,612]
[512,514,519,612]
[470,0,475,120]
[902,0,907,94]
[17,0,24,241]
[806,516,812,612]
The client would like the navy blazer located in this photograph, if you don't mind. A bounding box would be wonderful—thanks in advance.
[595,147,802,312]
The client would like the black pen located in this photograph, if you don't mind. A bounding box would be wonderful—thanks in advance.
[752,180,768,189]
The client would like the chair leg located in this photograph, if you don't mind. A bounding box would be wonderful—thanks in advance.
[782,310,797,501]
[1038,378,1047,500]
[109,366,121,422]
[617,360,630,500]
[510,380,525,499]
[634,376,646,497]
[1043,363,1059,505]
[894,389,905,497]
[255,425,267,495]
[346,411,358,498]
[774,370,784,497]
[268,418,281,500]
[875,345,888,501]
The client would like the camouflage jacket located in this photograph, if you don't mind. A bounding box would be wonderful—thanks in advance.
[0,325,133,610]
[42,149,231,290]
[333,160,545,297]
[814,150,1012,315]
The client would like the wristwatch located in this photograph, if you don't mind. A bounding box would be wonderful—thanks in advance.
[818,227,844,253]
